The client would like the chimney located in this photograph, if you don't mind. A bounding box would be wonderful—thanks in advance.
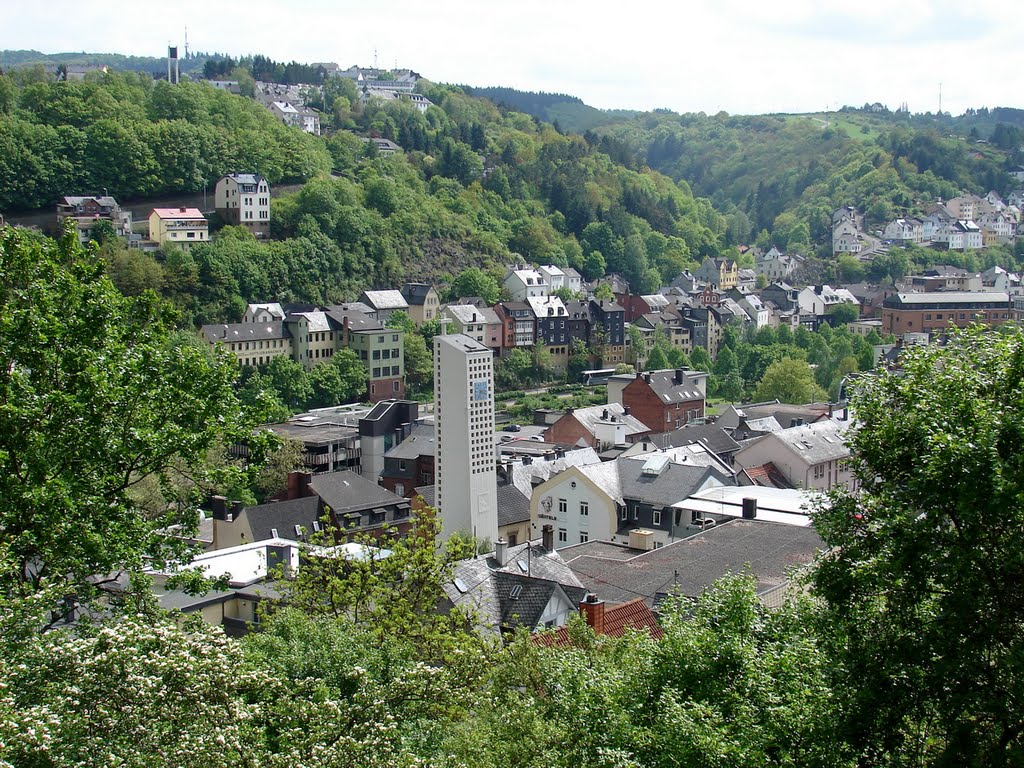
[230,500,244,521]
[742,497,758,520]
[494,538,508,567]
[602,408,609,420]
[542,524,554,551]
[179,207,187,213]
[580,593,606,634]
[623,405,631,416]
[644,373,652,383]
[636,371,644,379]
[674,368,684,385]
[828,402,834,418]
[209,495,229,521]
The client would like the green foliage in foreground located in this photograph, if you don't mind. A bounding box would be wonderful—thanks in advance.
[1,224,1021,767]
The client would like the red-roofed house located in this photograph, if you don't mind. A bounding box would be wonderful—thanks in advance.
[149,207,209,249]
[536,594,663,646]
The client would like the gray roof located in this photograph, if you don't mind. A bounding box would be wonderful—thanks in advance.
[444,304,500,325]
[567,451,734,508]
[223,173,264,186]
[291,310,334,332]
[385,424,435,460]
[360,290,409,311]
[436,333,489,354]
[243,496,323,542]
[441,541,586,636]
[650,424,741,456]
[558,403,649,441]
[309,471,407,516]
[201,322,291,344]
[502,447,602,498]
[400,283,435,305]
[496,484,531,527]
[749,420,851,464]
[561,519,824,605]
[885,291,1009,307]
[634,369,705,403]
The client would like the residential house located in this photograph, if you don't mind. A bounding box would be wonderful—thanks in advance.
[504,267,550,301]
[694,257,739,289]
[268,101,321,134]
[214,173,271,237]
[934,220,983,250]
[797,285,860,326]
[754,247,801,282]
[440,304,503,353]
[148,207,208,249]
[529,445,736,549]
[56,195,133,244]
[733,420,853,492]
[440,535,587,639]
[588,298,626,366]
[543,403,651,451]
[494,302,536,351]
[882,217,924,244]
[832,218,864,254]
[400,283,441,325]
[358,290,410,323]
[361,137,402,155]
[618,369,707,433]
[527,295,570,368]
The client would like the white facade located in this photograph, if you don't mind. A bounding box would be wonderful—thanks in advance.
[503,268,550,301]
[832,219,863,254]
[434,334,498,545]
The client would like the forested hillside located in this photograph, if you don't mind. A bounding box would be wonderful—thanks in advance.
[602,110,1017,250]
[0,69,732,324]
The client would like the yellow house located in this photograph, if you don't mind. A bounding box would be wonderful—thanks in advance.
[149,207,209,249]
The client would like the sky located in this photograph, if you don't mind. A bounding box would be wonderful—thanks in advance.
[5,0,1022,116]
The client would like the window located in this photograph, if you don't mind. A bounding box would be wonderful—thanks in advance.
[579,501,589,517]
[558,528,567,543]
[580,532,589,543]
[373,367,381,377]
[653,509,662,526]
[372,350,381,360]
[620,508,628,521]
[558,498,567,514]
[814,464,825,479]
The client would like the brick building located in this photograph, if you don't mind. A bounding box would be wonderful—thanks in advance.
[621,369,707,433]
[880,292,1011,335]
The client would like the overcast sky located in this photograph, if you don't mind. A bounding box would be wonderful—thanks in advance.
[6,0,1022,115]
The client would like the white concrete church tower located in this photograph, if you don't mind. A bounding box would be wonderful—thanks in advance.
[433,333,498,545]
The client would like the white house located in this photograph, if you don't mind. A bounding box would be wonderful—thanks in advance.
[733,420,854,492]
[832,219,863,254]
[503,267,550,301]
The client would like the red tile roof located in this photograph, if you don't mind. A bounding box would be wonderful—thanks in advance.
[742,462,793,489]
[534,597,663,646]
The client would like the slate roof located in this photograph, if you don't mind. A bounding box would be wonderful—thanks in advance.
[536,597,664,646]
[650,424,741,456]
[243,496,323,542]
[201,322,291,344]
[559,403,649,441]
[309,471,408,516]
[761,420,851,464]
[224,173,264,186]
[561,519,824,605]
[246,302,285,320]
[385,424,435,460]
[400,282,435,305]
[634,369,705,403]
[360,290,409,311]
[496,483,531,527]
[500,447,602,498]
[287,310,333,332]
[441,541,587,636]
[444,304,500,325]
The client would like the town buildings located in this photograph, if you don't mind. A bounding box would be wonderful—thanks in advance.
[879,292,1012,335]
